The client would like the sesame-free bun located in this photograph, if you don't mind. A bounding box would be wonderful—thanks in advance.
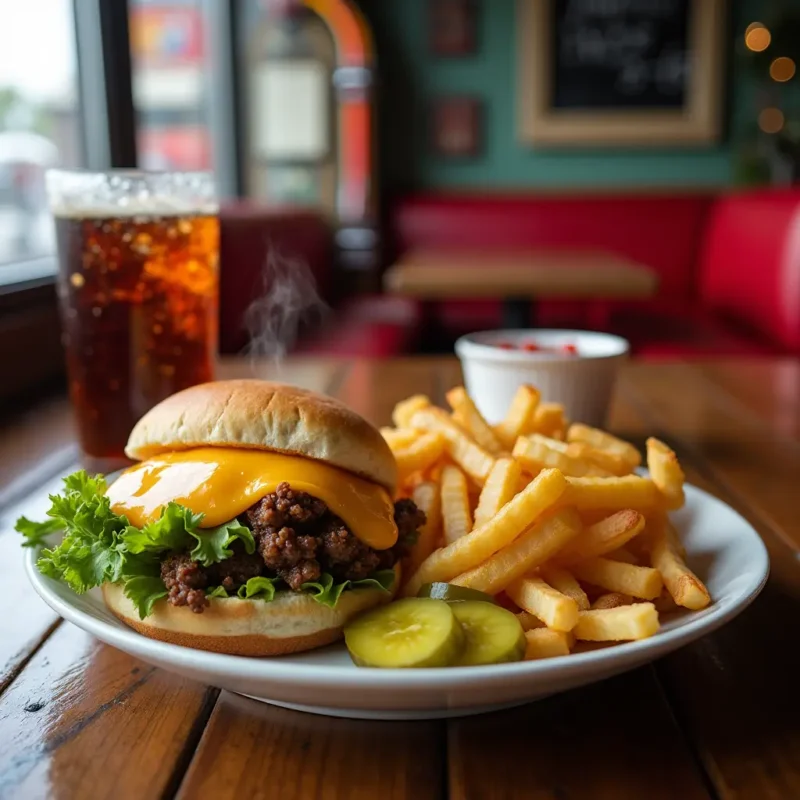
[125,380,397,493]
[102,563,399,657]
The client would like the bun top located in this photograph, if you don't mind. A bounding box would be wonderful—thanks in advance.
[125,380,398,493]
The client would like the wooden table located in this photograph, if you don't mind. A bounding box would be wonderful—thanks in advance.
[1,356,799,799]
[384,248,659,327]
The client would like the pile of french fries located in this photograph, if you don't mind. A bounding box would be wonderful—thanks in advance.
[382,385,711,661]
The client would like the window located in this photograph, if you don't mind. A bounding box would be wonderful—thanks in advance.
[129,0,212,171]
[0,0,82,267]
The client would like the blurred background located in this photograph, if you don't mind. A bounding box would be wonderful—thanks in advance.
[2,0,799,410]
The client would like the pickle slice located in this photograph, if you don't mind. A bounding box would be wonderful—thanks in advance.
[451,601,526,666]
[417,582,496,604]
[344,598,465,668]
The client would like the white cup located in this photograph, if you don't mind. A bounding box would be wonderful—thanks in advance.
[455,330,630,428]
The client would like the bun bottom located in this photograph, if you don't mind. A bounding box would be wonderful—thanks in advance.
[102,564,399,657]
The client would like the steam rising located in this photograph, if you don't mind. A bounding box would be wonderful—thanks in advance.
[244,245,329,369]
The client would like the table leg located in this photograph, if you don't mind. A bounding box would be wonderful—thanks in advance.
[502,297,536,329]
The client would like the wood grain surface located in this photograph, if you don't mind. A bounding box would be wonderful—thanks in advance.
[0,356,797,799]
[384,248,658,299]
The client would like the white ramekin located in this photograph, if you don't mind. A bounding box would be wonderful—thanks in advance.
[455,330,630,428]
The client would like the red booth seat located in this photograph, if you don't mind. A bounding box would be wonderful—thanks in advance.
[218,202,418,357]
[390,191,800,357]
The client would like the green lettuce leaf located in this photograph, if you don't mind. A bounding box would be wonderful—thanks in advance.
[189,519,256,566]
[301,569,396,608]
[122,502,204,554]
[123,575,169,618]
[206,586,230,599]
[237,575,279,601]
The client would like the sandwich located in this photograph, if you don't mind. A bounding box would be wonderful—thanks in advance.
[18,380,425,656]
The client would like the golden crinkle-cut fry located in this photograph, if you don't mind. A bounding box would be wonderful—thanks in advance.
[405,480,442,577]
[410,407,495,486]
[574,603,659,642]
[446,386,504,455]
[531,403,568,439]
[514,434,613,478]
[567,423,641,470]
[591,592,633,610]
[539,565,590,610]
[392,394,431,428]
[565,441,634,476]
[451,507,581,595]
[440,465,472,544]
[402,468,567,597]
[473,457,522,531]
[649,516,711,610]
[571,557,663,600]
[393,432,446,479]
[516,610,545,631]
[494,385,541,449]
[646,437,686,510]
[506,575,580,632]
[380,427,421,450]
[557,508,645,565]
[524,628,572,659]
[561,476,659,511]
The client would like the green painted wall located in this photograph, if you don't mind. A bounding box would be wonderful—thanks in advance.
[358,0,788,192]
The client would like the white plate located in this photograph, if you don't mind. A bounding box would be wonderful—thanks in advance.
[24,483,769,720]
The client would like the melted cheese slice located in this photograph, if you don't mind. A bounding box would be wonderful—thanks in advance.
[106,447,398,550]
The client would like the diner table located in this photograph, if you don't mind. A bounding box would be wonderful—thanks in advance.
[383,248,659,328]
[0,355,799,799]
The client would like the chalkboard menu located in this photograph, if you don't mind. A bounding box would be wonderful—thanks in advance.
[552,0,690,110]
[518,0,724,147]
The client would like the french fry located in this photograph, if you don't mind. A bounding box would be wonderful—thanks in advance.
[410,407,495,485]
[567,423,642,469]
[646,437,686,510]
[531,402,567,438]
[441,465,472,544]
[571,557,664,600]
[446,386,504,455]
[649,516,710,610]
[516,611,545,631]
[539,565,590,610]
[402,468,567,597]
[405,480,442,576]
[514,435,613,478]
[524,628,572,659]
[606,545,639,565]
[472,457,522,530]
[380,427,420,450]
[560,476,659,510]
[574,603,659,641]
[506,575,579,632]
[392,394,430,428]
[591,592,633,610]
[565,441,633,476]
[393,432,446,479]
[451,507,581,595]
[556,509,645,564]
[494,385,540,449]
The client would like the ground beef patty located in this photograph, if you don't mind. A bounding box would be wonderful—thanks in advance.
[159,482,425,612]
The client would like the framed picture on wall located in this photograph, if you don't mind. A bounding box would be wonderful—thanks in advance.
[429,0,477,56]
[517,0,725,147]
[431,96,482,157]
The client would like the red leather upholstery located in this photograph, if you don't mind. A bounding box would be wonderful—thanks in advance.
[393,193,714,298]
[699,190,800,352]
[219,203,417,357]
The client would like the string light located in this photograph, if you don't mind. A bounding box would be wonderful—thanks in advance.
[758,107,784,134]
[745,22,771,52]
[769,56,796,82]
